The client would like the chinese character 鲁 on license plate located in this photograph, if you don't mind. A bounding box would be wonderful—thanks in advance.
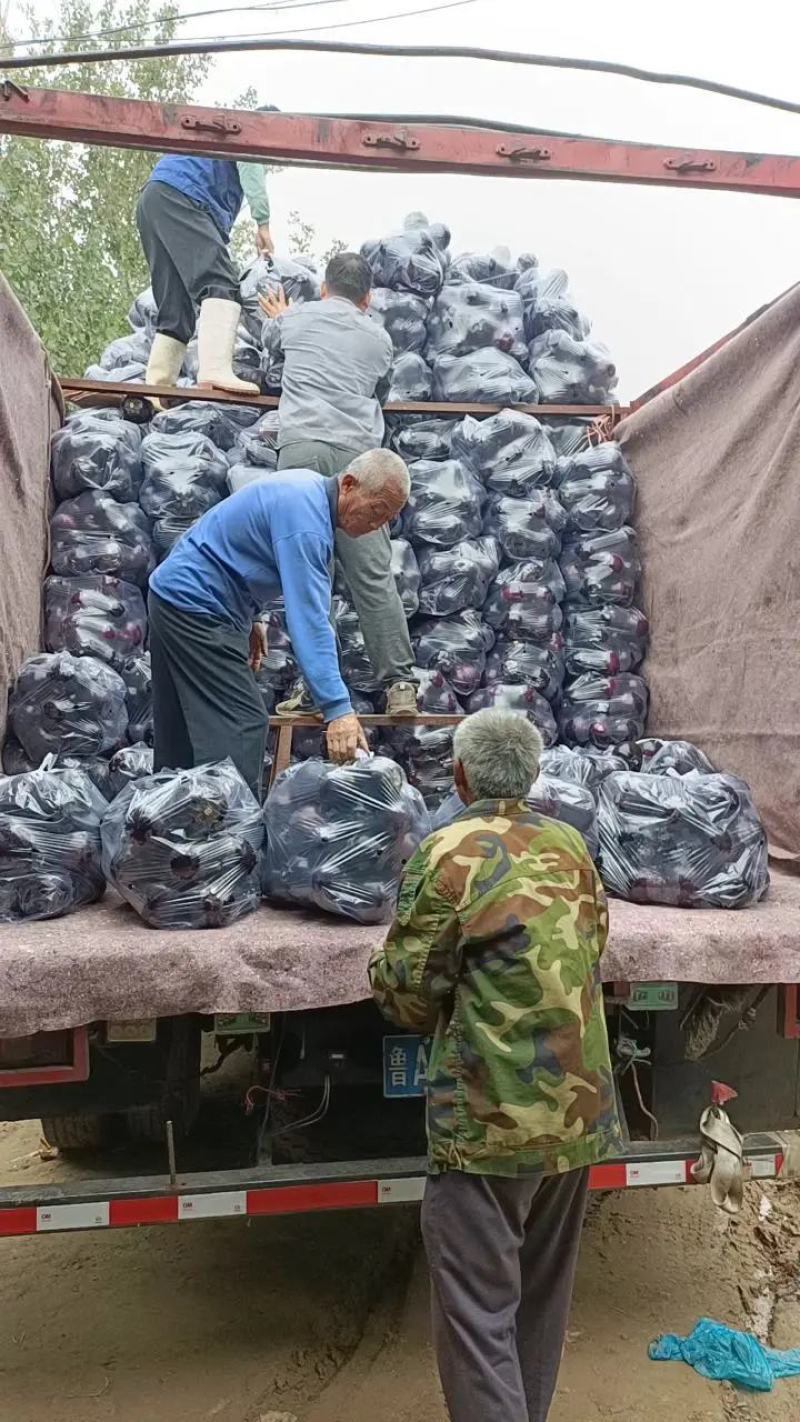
[383,1034,431,1098]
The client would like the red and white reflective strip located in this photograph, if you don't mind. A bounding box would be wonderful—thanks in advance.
[0,1152,784,1237]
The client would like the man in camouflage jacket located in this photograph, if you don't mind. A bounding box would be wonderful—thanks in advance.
[370,707,621,1422]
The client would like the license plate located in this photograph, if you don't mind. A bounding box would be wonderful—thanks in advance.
[626,982,679,1012]
[383,1034,431,1098]
[214,1013,271,1035]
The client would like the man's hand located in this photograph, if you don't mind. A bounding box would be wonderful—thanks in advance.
[249,621,267,673]
[326,713,369,764]
[256,223,274,257]
[258,283,291,320]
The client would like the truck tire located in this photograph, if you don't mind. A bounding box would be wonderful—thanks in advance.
[40,1114,104,1152]
[125,1016,201,1144]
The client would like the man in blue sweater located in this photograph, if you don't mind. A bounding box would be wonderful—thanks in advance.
[136,110,276,398]
[148,450,410,796]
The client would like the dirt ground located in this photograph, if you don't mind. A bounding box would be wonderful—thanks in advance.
[1,1118,800,1422]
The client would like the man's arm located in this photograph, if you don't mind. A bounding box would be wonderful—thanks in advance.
[272,532,351,722]
[369,847,462,1033]
[237,162,272,252]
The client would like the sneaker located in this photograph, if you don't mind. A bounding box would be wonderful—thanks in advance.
[275,683,321,718]
[385,681,418,717]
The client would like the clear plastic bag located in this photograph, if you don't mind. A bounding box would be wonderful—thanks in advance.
[484,559,566,642]
[387,352,432,402]
[527,773,599,858]
[432,349,537,404]
[84,361,147,385]
[466,683,557,746]
[333,597,380,693]
[417,536,500,617]
[45,574,147,670]
[560,527,640,607]
[598,770,769,908]
[403,459,486,547]
[413,610,494,696]
[0,764,107,922]
[108,742,154,797]
[361,214,450,297]
[414,666,461,713]
[98,330,152,372]
[50,491,155,587]
[228,409,280,470]
[127,287,157,331]
[260,319,285,392]
[528,331,618,404]
[240,254,321,341]
[398,726,455,808]
[562,672,649,718]
[557,443,635,533]
[448,247,518,289]
[139,430,230,523]
[367,287,429,353]
[539,745,599,793]
[102,759,265,929]
[388,416,456,463]
[451,411,556,495]
[515,266,590,344]
[258,598,299,690]
[263,754,430,923]
[426,284,527,362]
[51,412,143,503]
[227,462,269,494]
[120,653,153,746]
[484,635,565,701]
[559,705,645,751]
[635,738,716,777]
[486,490,566,559]
[9,652,128,762]
[563,604,649,675]
[150,402,254,452]
[390,537,421,617]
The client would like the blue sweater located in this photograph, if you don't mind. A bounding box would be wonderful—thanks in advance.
[150,471,351,723]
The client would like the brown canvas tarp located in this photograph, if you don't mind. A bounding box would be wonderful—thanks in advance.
[0,274,61,743]
[617,284,800,859]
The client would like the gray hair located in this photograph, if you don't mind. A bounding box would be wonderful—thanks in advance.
[345,448,411,500]
[453,708,543,801]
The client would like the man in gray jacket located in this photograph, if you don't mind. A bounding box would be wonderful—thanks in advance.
[260,252,417,718]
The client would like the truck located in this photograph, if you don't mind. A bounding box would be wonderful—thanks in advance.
[0,75,799,1239]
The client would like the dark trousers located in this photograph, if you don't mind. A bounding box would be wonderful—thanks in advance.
[148,591,266,800]
[421,1168,589,1422]
[136,181,240,344]
[278,439,415,688]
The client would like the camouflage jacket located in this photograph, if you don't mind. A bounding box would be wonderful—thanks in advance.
[369,799,622,1177]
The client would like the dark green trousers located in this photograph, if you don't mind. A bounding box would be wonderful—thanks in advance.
[148,590,266,800]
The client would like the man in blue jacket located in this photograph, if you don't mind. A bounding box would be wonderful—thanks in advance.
[136,107,277,397]
[148,449,410,796]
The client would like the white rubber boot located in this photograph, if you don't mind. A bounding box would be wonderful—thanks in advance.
[197,297,260,395]
[143,333,186,411]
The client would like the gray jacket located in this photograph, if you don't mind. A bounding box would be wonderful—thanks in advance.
[274,296,393,452]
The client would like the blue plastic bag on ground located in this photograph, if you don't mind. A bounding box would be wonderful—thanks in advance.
[650,1318,800,1392]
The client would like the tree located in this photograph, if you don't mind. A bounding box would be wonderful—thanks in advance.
[0,1,210,375]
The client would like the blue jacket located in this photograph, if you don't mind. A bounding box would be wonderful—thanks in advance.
[148,155,269,239]
[150,471,351,723]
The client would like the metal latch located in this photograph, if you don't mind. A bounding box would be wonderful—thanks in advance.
[664,156,717,174]
[496,143,551,163]
[362,130,420,151]
[1,79,29,101]
[180,113,242,135]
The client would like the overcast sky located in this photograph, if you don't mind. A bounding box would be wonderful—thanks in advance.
[12,0,800,395]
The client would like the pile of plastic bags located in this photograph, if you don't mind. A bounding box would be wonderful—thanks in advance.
[102,760,264,928]
[0,763,107,922]
[263,754,429,922]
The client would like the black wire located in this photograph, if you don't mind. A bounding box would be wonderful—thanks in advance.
[1,1,480,65]
[5,0,345,52]
[1,29,799,122]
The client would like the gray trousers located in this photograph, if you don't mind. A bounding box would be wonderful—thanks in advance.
[148,591,266,800]
[136,181,240,344]
[421,1168,589,1422]
[278,439,415,688]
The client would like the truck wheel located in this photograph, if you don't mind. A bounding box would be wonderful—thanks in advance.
[40,1114,104,1152]
[126,1016,202,1144]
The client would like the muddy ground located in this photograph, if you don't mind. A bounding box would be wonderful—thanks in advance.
[1,1117,799,1422]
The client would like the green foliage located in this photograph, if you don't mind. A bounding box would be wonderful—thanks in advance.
[0,1,210,374]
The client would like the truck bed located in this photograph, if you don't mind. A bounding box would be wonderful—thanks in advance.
[0,869,797,1037]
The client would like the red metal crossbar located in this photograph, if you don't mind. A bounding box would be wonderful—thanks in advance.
[2,89,800,197]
